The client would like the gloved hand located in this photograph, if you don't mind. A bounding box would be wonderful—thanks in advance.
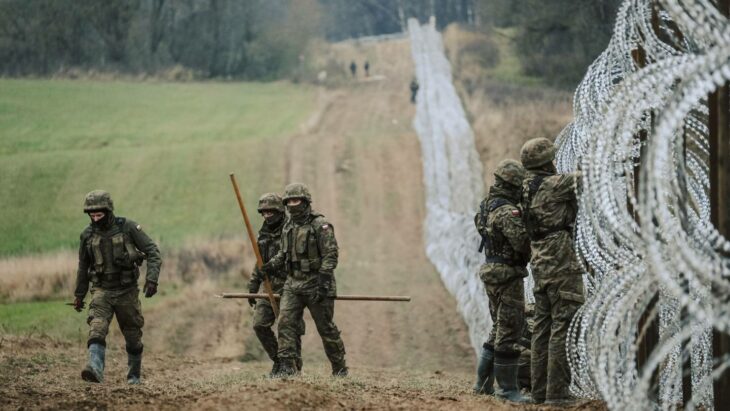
[312,273,330,304]
[144,281,157,298]
[261,260,275,274]
[248,280,260,308]
[73,297,85,312]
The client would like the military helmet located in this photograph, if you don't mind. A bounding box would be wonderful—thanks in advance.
[520,137,556,169]
[494,159,526,187]
[257,192,284,213]
[282,182,312,204]
[83,190,114,213]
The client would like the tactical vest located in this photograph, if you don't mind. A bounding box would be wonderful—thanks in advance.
[280,215,324,279]
[84,218,143,288]
[257,224,286,288]
[481,197,525,266]
[522,175,572,241]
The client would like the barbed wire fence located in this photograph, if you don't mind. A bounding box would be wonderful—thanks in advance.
[555,0,730,409]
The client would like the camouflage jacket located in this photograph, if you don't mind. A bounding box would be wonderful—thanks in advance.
[75,216,161,298]
[268,210,338,295]
[521,170,582,280]
[249,219,287,293]
[475,185,530,285]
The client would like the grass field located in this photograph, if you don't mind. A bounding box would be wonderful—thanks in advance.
[0,79,316,256]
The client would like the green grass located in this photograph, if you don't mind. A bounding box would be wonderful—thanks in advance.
[0,299,87,341]
[0,79,316,255]
[489,27,543,87]
[0,288,177,341]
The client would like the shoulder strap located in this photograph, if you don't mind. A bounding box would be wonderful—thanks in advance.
[523,176,548,240]
[487,197,511,212]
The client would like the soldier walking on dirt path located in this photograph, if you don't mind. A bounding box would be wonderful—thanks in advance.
[72,190,161,385]
[364,61,370,77]
[248,193,305,376]
[410,78,419,103]
[520,138,584,405]
[350,61,357,78]
[473,159,530,403]
[262,183,348,377]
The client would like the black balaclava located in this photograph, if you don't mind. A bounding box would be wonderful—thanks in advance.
[90,210,115,230]
[263,210,285,230]
[287,200,311,224]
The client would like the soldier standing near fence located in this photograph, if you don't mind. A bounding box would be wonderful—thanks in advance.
[72,190,161,385]
[520,138,584,405]
[473,159,530,402]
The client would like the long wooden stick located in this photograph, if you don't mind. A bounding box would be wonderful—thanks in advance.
[218,292,411,302]
[229,173,279,316]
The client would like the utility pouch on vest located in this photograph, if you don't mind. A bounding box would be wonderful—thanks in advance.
[90,236,104,273]
[299,259,311,273]
[295,228,309,254]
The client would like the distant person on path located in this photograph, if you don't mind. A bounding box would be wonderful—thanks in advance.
[520,138,584,405]
[364,60,370,77]
[72,190,161,385]
[263,183,347,377]
[410,78,419,103]
[247,193,305,377]
[473,160,530,402]
[350,61,357,78]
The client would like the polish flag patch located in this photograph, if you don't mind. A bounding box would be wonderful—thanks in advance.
[511,210,521,217]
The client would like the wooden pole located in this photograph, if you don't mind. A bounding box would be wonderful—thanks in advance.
[229,173,279,316]
[218,293,411,302]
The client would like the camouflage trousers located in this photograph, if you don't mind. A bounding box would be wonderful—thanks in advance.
[531,275,584,402]
[518,347,531,390]
[87,286,144,354]
[484,278,525,354]
[277,291,345,366]
[253,298,304,363]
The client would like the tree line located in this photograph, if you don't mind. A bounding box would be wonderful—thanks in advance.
[0,0,619,86]
[0,0,321,79]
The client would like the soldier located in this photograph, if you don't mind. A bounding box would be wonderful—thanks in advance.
[247,193,304,376]
[520,138,584,404]
[72,190,161,384]
[473,159,530,402]
[410,78,419,103]
[262,183,347,377]
[350,61,357,78]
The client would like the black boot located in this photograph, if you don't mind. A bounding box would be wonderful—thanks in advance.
[269,358,281,378]
[127,351,142,384]
[81,343,106,383]
[331,360,348,377]
[473,345,495,395]
[273,358,298,378]
[494,351,526,402]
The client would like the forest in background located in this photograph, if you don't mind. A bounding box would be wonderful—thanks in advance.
[0,0,621,87]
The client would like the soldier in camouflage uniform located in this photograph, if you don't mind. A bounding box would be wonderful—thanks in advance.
[72,190,161,384]
[517,303,535,391]
[247,193,304,376]
[263,183,347,377]
[520,138,584,404]
[473,159,530,402]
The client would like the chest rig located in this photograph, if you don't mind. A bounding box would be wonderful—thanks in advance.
[85,218,142,287]
[281,216,323,279]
